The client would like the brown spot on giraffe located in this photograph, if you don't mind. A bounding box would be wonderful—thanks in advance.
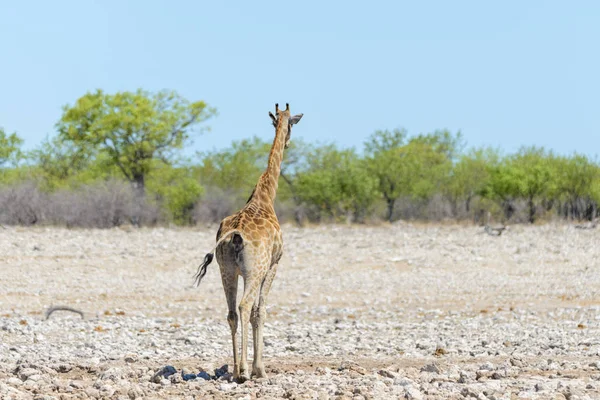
[194,103,303,382]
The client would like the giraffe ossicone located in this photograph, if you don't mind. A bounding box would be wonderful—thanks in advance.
[194,103,303,382]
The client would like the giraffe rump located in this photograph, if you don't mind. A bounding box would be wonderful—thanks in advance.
[194,252,214,287]
[194,229,245,287]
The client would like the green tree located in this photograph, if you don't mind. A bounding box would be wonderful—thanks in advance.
[196,136,270,200]
[444,147,500,215]
[147,162,203,225]
[56,89,216,196]
[486,146,556,223]
[554,154,600,220]
[0,128,23,167]
[365,129,452,221]
[364,128,407,154]
[276,138,313,215]
[364,129,407,221]
[410,129,465,162]
[297,145,377,222]
[401,139,451,200]
[31,135,96,189]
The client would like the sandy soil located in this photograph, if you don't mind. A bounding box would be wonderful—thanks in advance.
[1,223,599,399]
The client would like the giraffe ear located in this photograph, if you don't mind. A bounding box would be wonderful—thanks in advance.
[289,114,303,125]
[269,112,277,126]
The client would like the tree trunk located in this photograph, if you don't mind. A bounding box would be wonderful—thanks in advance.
[448,197,458,218]
[386,197,396,222]
[130,174,145,226]
[502,200,515,221]
[528,195,535,224]
[132,174,145,198]
[585,197,595,221]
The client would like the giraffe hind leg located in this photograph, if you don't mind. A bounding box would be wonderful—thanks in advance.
[223,271,240,380]
[237,251,269,382]
[237,274,262,383]
[217,246,241,380]
[251,263,278,378]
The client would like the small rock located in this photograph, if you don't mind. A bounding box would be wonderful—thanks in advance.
[219,382,236,391]
[404,386,424,400]
[219,372,234,382]
[182,373,197,381]
[317,391,330,400]
[214,364,229,378]
[7,377,22,386]
[27,374,44,382]
[476,370,492,380]
[124,354,138,363]
[17,368,39,381]
[479,362,495,371]
[151,365,177,383]
[510,358,524,367]
[100,367,123,381]
[394,378,415,386]
[184,337,201,345]
[99,384,115,397]
[378,369,396,378]
[70,380,85,389]
[50,363,72,373]
[127,387,145,399]
[461,387,481,398]
[316,367,332,375]
[420,363,440,374]
[160,378,171,387]
[197,371,211,380]
[85,387,100,398]
[491,370,505,379]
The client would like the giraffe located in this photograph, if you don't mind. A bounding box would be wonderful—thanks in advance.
[194,103,303,382]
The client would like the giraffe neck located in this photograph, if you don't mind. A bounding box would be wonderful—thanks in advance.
[252,117,288,205]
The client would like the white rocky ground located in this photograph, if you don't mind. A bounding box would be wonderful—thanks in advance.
[1,223,599,399]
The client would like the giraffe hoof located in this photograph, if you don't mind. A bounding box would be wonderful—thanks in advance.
[235,370,250,383]
[252,367,268,379]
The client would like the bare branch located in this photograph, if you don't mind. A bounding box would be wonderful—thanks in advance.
[45,305,85,320]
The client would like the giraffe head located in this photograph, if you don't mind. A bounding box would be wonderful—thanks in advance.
[269,103,303,149]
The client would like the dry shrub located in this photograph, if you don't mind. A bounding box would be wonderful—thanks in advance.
[0,181,47,225]
[274,200,308,226]
[193,188,309,226]
[193,186,239,224]
[47,180,161,228]
[0,180,161,228]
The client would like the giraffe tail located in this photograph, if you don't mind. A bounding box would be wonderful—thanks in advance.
[193,229,244,287]
[193,253,214,287]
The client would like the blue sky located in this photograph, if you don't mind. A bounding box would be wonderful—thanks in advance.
[0,1,598,158]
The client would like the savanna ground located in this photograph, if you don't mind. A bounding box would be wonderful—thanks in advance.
[1,223,599,399]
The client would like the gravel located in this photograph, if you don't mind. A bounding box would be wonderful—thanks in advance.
[1,222,600,399]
